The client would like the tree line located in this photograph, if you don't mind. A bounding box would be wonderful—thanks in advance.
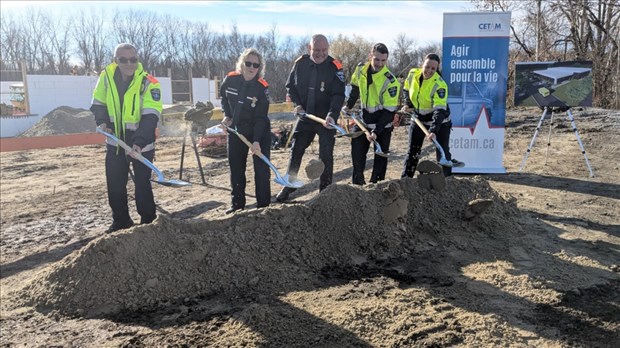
[1,0,618,108]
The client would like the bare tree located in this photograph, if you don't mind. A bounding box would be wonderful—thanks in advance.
[0,12,24,70]
[112,9,162,71]
[391,33,418,78]
[73,8,109,74]
[185,22,214,79]
[255,24,300,102]
[21,8,49,72]
[47,13,72,74]
[330,34,372,82]
[158,15,185,77]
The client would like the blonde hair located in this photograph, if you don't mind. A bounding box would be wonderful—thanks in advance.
[235,48,265,78]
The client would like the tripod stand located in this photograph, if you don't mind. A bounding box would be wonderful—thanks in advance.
[519,106,594,177]
[179,122,207,185]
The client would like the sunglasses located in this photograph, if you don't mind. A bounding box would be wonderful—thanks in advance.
[117,57,138,64]
[244,61,260,69]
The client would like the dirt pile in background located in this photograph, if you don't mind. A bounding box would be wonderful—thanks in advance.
[22,177,518,317]
[159,104,191,137]
[19,104,200,138]
[20,106,94,137]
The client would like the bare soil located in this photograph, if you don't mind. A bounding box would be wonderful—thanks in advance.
[1,107,618,347]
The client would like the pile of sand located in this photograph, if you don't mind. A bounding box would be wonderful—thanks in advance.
[23,177,518,317]
[20,106,94,137]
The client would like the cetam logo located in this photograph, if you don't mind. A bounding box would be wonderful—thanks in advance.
[478,23,502,31]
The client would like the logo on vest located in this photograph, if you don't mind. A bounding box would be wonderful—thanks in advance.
[151,88,161,101]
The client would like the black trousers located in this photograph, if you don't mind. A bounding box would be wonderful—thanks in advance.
[351,128,392,185]
[402,121,453,177]
[105,144,156,225]
[287,124,336,191]
[227,126,272,209]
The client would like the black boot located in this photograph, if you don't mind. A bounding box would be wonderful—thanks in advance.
[225,206,244,214]
[106,219,134,233]
[276,187,296,202]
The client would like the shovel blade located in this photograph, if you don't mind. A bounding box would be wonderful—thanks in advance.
[280,174,304,188]
[153,179,192,187]
[373,141,388,158]
[437,158,465,168]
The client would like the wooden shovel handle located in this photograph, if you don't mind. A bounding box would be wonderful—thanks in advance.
[304,113,330,125]
[412,117,432,137]
[350,114,371,137]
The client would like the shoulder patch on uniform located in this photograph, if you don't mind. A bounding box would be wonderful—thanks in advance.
[437,88,446,99]
[227,71,241,77]
[146,74,158,84]
[264,87,270,99]
[336,71,345,82]
[332,59,343,70]
[258,78,269,87]
[388,86,398,98]
[384,71,395,83]
[151,88,161,101]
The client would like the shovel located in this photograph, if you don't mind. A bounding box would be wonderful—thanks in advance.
[348,111,388,158]
[411,116,464,168]
[224,125,304,189]
[298,112,355,138]
[96,128,191,187]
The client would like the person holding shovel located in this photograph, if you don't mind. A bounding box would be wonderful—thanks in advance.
[276,34,346,202]
[342,43,400,185]
[220,48,272,214]
[401,53,459,177]
[91,43,162,232]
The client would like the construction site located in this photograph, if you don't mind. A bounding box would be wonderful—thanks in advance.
[0,102,618,346]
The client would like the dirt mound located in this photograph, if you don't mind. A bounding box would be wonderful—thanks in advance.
[20,106,94,137]
[23,177,519,317]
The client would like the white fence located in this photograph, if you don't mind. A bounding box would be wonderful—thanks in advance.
[1,75,219,137]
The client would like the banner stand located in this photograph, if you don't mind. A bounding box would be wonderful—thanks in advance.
[518,106,594,177]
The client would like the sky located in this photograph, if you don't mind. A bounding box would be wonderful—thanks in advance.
[1,1,474,46]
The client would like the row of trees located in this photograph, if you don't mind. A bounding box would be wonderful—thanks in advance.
[1,0,619,107]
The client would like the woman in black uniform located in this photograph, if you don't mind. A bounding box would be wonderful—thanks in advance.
[220,48,271,214]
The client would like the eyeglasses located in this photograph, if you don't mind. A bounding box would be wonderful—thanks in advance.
[117,57,138,64]
[244,61,260,69]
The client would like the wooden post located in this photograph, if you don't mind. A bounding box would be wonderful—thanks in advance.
[188,65,193,105]
[20,61,31,115]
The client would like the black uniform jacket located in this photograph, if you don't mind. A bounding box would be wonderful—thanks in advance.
[220,72,270,142]
[285,54,345,123]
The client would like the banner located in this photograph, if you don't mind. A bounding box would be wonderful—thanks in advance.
[442,12,511,174]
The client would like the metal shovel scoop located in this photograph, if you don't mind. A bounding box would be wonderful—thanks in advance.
[348,112,388,158]
[224,125,304,189]
[411,116,464,168]
[299,112,356,138]
[96,128,191,187]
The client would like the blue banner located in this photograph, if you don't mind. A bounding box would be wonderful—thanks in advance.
[442,12,511,173]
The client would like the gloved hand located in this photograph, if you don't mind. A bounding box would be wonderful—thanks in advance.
[294,105,305,117]
[97,123,111,133]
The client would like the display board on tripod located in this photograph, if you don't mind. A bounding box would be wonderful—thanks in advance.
[514,61,592,108]
[514,61,595,177]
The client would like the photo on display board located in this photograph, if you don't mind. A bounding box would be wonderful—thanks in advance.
[514,61,593,108]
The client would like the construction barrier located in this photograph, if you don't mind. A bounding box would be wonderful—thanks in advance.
[0,132,105,152]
